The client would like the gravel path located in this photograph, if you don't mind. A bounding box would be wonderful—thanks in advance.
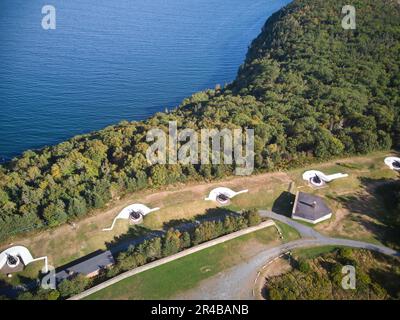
[173,211,399,300]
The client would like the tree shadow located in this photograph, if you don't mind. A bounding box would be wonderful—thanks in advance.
[333,177,400,249]
[194,207,240,221]
[102,207,240,256]
[368,252,400,298]
[0,279,20,299]
[0,275,39,299]
[318,260,339,281]
[104,225,164,251]
[162,207,239,232]
[162,218,194,231]
[272,191,296,217]
[369,267,400,298]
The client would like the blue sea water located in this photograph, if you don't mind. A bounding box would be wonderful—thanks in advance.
[0,0,289,161]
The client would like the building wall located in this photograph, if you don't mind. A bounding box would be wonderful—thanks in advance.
[292,213,332,225]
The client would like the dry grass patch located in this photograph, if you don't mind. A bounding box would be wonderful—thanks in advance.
[1,151,396,279]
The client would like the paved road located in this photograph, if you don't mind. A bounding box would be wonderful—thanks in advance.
[259,210,325,239]
[174,211,399,300]
[259,210,398,256]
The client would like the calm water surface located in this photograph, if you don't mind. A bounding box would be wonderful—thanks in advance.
[0,0,290,160]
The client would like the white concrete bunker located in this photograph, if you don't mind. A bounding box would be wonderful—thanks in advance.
[0,246,48,276]
[384,157,400,171]
[302,170,349,187]
[205,187,248,205]
[103,204,160,231]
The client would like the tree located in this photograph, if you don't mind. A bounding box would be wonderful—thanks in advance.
[162,229,182,256]
[181,232,191,249]
[314,129,345,159]
[298,259,311,273]
[117,251,140,271]
[150,165,168,186]
[17,292,34,300]
[194,221,218,243]
[1,0,399,241]
[42,200,68,227]
[32,288,60,300]
[143,237,162,260]
[67,196,87,217]
[243,209,261,226]
[339,248,354,264]
[58,275,91,298]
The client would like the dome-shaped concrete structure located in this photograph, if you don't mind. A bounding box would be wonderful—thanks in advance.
[103,204,159,231]
[384,157,400,171]
[205,187,248,205]
[302,170,348,187]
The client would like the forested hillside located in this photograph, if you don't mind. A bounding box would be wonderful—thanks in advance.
[0,0,399,240]
[264,248,400,300]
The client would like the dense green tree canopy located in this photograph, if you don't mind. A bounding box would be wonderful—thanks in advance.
[0,0,399,240]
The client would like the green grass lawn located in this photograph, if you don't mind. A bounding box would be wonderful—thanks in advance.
[293,246,340,259]
[85,227,280,300]
[274,221,301,242]
[232,185,290,211]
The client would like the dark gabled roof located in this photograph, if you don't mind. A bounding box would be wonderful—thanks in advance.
[55,250,115,282]
[292,191,332,221]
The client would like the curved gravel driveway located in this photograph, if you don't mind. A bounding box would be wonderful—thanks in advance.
[174,211,399,300]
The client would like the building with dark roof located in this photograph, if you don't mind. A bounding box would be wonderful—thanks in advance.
[292,191,332,224]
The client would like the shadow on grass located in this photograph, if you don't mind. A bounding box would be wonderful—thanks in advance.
[162,207,239,231]
[336,161,365,170]
[333,177,400,249]
[0,275,39,299]
[0,279,20,299]
[104,208,240,252]
[272,192,295,217]
[369,251,400,298]
[104,225,164,252]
